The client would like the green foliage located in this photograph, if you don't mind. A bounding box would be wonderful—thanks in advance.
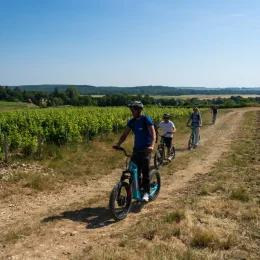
[223,99,236,108]
[0,106,196,156]
[66,86,80,99]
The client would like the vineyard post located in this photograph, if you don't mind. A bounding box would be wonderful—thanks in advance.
[86,128,90,144]
[4,132,8,163]
[37,131,42,158]
[65,127,68,143]
[100,124,104,139]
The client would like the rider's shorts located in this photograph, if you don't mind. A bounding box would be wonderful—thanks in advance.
[163,137,172,148]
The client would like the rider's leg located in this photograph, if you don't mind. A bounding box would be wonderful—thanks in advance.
[165,137,172,160]
[167,147,171,158]
[140,152,151,195]
[131,152,143,190]
[194,127,200,145]
[212,114,216,124]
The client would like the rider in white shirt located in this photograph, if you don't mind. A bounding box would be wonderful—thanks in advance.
[158,113,176,161]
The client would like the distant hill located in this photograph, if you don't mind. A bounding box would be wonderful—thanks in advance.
[7,84,260,95]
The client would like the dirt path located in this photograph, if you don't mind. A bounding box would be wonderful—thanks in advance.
[0,107,259,260]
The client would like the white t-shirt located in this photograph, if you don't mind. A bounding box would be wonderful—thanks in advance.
[158,121,175,138]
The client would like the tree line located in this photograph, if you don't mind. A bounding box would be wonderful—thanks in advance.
[0,85,259,108]
[8,84,260,95]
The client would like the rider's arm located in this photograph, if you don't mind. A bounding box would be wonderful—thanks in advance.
[171,122,176,132]
[147,125,156,151]
[186,118,191,126]
[115,127,131,147]
[199,117,202,127]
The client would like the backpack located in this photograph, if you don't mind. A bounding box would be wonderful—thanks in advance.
[191,113,201,121]
[129,115,159,143]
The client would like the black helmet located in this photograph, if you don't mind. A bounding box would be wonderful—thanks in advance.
[163,113,170,118]
[127,101,144,110]
[193,107,198,111]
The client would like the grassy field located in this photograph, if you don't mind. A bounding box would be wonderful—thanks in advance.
[90,94,260,100]
[0,101,36,111]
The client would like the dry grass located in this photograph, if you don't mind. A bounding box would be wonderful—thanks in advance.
[0,133,135,196]
[164,210,186,223]
[77,110,260,260]
[1,223,38,244]
[42,133,135,180]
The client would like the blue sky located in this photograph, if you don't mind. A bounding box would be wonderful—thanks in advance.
[0,0,259,87]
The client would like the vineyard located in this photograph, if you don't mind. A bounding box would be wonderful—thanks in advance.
[0,106,198,156]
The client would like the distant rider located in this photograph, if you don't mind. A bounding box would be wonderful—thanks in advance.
[211,105,218,124]
[186,107,202,147]
[157,113,176,161]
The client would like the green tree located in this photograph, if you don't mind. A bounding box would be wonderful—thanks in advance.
[52,97,64,106]
[224,99,236,108]
[0,86,7,100]
[66,86,80,99]
[13,87,23,100]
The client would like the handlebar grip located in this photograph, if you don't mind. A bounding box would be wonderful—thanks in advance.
[112,146,131,157]
[112,145,123,151]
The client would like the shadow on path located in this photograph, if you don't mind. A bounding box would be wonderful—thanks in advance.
[41,206,116,229]
[175,147,188,153]
[130,200,146,214]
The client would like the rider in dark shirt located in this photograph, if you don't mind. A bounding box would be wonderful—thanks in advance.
[211,105,218,124]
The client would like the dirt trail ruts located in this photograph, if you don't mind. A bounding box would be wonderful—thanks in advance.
[0,107,259,260]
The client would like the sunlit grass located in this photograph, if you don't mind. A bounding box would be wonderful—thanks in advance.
[0,101,35,111]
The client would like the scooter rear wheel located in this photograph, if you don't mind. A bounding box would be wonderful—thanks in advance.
[149,169,161,201]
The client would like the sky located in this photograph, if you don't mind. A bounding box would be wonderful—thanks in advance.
[0,0,260,88]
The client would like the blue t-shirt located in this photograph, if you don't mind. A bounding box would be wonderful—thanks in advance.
[190,113,202,127]
[127,115,153,150]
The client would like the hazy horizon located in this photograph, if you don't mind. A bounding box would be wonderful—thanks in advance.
[5,84,260,89]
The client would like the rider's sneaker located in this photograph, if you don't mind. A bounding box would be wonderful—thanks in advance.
[168,156,172,161]
[142,193,149,202]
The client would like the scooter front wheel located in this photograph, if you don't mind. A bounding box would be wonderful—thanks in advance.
[170,146,175,160]
[154,148,164,169]
[188,136,193,150]
[109,181,132,221]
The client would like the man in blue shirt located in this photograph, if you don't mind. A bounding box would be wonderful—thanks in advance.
[113,101,156,202]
